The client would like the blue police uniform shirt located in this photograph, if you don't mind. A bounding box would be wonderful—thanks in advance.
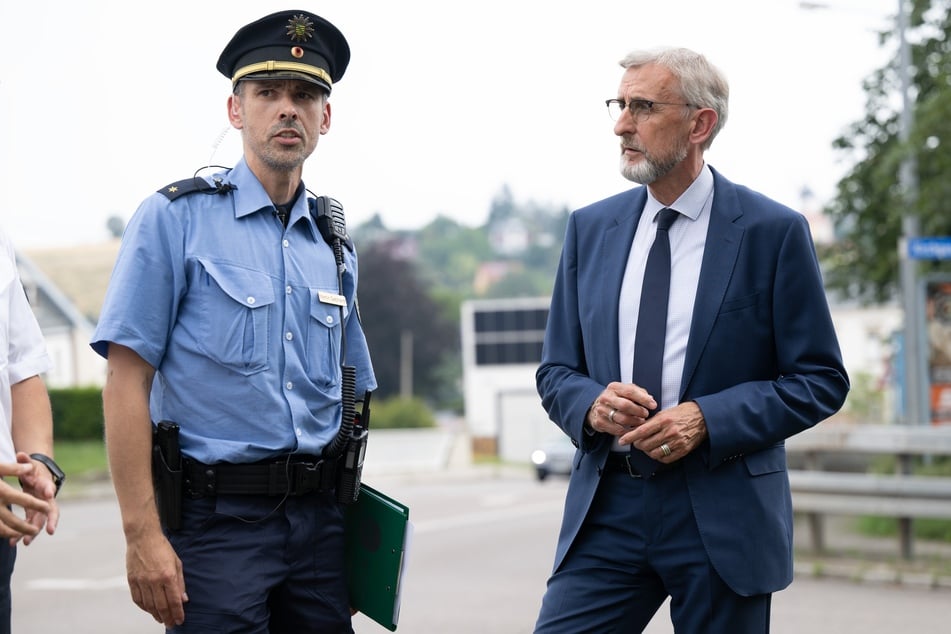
[91,158,376,464]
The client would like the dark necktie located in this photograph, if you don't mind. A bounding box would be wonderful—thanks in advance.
[628,207,680,476]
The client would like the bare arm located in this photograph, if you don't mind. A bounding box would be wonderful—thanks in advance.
[102,343,187,627]
[9,375,57,544]
[11,375,53,457]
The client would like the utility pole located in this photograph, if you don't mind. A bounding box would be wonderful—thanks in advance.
[893,0,922,559]
[400,329,414,399]
[896,0,925,426]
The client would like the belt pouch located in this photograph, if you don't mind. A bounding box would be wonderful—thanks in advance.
[153,447,183,530]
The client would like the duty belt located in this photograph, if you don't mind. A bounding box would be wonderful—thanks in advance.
[183,456,337,497]
[604,451,680,479]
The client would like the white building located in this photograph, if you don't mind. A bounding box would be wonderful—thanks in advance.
[15,245,115,388]
[460,297,558,462]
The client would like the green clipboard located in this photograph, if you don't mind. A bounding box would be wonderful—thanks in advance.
[344,483,411,631]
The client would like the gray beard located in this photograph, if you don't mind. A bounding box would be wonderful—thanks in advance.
[619,142,689,185]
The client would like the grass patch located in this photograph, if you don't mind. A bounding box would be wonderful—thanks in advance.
[53,439,109,480]
[857,516,951,542]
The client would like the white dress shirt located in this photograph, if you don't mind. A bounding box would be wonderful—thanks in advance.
[616,165,714,439]
[0,229,52,461]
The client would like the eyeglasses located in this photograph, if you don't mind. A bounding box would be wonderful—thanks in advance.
[605,98,697,122]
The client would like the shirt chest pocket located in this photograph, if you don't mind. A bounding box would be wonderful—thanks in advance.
[306,294,344,388]
[196,258,275,375]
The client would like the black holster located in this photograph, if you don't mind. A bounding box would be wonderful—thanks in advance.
[152,421,183,531]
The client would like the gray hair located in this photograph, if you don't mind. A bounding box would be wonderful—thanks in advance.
[618,47,729,150]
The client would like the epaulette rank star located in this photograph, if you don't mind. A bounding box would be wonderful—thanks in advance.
[158,177,234,201]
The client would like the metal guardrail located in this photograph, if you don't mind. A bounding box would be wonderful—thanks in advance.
[786,424,951,560]
[785,424,951,455]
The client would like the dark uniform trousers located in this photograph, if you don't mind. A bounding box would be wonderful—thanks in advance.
[534,463,771,633]
[166,491,352,634]
[0,542,14,634]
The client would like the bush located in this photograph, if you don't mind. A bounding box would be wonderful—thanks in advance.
[49,387,103,441]
[369,397,436,429]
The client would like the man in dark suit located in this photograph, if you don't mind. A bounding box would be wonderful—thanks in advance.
[533,47,849,633]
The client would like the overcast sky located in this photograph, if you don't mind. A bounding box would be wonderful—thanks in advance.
[0,0,900,249]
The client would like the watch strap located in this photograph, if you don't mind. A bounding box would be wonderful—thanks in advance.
[29,453,65,496]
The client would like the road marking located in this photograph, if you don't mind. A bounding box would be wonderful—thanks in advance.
[412,500,564,534]
[26,576,127,591]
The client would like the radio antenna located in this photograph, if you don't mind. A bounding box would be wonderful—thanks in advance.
[208,126,231,164]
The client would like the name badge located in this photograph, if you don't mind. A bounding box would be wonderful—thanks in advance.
[318,291,347,307]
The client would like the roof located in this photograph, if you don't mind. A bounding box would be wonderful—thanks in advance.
[19,241,120,324]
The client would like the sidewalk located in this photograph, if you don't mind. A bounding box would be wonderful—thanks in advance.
[792,513,951,590]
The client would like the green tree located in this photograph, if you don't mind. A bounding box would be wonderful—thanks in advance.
[487,184,517,225]
[357,242,460,408]
[349,186,569,410]
[416,214,494,295]
[821,0,951,302]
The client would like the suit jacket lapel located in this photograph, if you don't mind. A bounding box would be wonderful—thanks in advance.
[680,170,745,397]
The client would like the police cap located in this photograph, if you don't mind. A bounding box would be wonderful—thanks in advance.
[216,10,350,94]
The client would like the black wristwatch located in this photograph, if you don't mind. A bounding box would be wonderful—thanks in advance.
[29,453,65,496]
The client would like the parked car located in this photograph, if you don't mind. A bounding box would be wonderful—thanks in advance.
[530,435,576,481]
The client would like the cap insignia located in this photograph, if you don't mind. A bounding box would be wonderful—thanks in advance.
[286,14,315,43]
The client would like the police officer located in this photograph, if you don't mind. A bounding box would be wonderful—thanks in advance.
[92,10,375,632]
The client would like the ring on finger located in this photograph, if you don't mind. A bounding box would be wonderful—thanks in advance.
[608,408,617,423]
[660,443,672,457]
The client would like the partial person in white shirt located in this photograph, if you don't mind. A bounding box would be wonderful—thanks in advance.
[0,228,62,634]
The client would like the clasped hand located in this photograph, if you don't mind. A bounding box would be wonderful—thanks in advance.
[0,451,58,546]
[588,381,707,462]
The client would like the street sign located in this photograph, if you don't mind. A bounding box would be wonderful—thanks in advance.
[908,237,951,260]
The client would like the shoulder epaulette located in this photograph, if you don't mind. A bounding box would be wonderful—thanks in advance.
[158,177,234,201]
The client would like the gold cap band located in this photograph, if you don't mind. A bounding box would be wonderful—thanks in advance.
[231,61,332,86]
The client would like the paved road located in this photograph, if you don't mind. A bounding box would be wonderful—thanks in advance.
[11,470,951,633]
